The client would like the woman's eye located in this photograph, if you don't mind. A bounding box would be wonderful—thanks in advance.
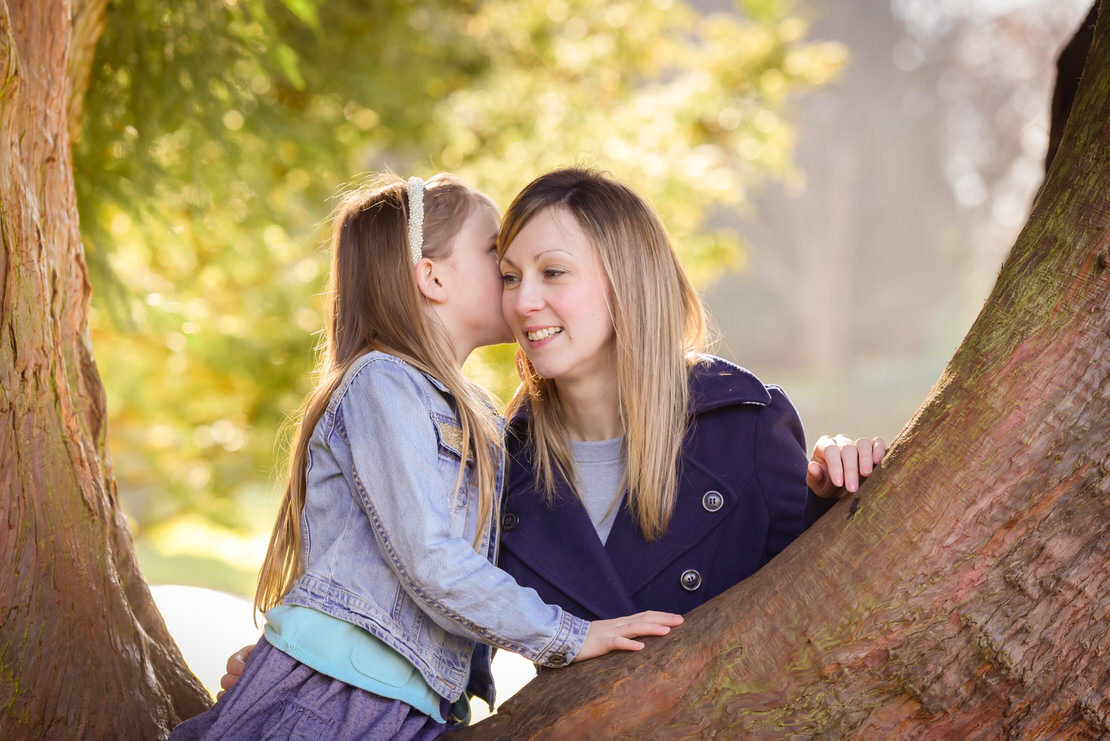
[543,268,565,279]
[500,274,519,285]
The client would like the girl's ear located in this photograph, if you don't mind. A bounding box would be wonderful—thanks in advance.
[414,257,447,303]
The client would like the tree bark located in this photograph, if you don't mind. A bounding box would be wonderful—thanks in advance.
[1047,1,1100,171]
[460,5,1110,740]
[0,1,210,738]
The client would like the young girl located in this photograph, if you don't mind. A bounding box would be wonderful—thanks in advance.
[170,174,682,740]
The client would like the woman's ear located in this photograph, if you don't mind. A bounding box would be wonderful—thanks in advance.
[414,257,447,303]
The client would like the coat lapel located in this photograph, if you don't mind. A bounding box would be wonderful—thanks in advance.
[499,442,638,620]
[605,358,772,599]
[603,450,751,598]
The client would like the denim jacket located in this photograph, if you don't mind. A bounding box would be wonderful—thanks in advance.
[282,351,589,704]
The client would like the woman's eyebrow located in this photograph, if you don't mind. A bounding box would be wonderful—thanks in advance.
[536,248,572,259]
[499,248,573,268]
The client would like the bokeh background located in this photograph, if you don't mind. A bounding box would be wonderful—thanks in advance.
[77,0,1091,715]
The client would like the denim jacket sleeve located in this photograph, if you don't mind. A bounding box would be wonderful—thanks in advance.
[337,358,588,666]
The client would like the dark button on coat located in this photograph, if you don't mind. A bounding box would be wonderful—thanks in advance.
[497,356,834,621]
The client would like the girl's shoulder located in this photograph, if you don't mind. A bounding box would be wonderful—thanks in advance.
[327,350,448,416]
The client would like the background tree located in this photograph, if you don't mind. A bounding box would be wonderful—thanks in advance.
[456,4,1110,737]
[1,1,210,737]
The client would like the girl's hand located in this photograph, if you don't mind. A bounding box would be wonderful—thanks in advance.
[216,643,255,699]
[807,434,887,498]
[574,611,684,662]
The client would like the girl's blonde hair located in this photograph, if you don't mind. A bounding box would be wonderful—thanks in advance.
[497,168,707,541]
[256,173,502,614]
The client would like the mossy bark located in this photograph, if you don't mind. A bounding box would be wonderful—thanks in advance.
[459,5,1110,740]
[0,1,210,738]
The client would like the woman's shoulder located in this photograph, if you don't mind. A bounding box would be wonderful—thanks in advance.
[688,354,793,414]
[686,356,805,461]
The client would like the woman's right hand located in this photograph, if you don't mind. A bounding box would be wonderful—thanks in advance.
[573,611,684,662]
[216,643,256,699]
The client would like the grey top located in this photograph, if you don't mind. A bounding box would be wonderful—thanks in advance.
[570,436,627,544]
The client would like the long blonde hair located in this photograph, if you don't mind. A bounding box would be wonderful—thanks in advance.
[497,168,707,541]
[256,173,502,614]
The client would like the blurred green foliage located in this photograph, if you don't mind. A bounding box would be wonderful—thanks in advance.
[76,0,845,540]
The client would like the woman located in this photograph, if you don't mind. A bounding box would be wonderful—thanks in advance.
[493,168,883,620]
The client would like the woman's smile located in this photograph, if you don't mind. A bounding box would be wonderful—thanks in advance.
[524,325,564,344]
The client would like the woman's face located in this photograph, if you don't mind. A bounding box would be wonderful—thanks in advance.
[499,207,616,384]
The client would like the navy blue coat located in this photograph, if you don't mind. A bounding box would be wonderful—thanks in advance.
[496,357,834,620]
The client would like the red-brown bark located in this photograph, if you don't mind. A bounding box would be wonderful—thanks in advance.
[0,1,210,738]
[459,6,1110,740]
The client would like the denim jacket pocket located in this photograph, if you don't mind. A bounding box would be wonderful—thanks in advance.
[389,580,427,643]
[431,412,471,513]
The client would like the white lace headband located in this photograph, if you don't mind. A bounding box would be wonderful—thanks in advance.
[407,176,424,265]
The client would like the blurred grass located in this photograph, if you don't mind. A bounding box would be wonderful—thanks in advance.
[138,543,258,596]
[138,516,272,597]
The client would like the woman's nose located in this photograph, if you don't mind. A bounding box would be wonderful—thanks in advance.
[513,277,544,315]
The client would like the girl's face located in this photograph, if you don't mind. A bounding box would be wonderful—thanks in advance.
[499,207,616,384]
[443,206,513,349]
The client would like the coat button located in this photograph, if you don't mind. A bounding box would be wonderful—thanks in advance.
[501,511,519,531]
[702,490,723,513]
[680,569,702,592]
[548,653,567,667]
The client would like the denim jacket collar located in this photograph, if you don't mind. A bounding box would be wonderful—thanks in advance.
[418,368,451,394]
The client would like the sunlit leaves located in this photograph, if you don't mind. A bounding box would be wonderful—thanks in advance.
[77,0,844,533]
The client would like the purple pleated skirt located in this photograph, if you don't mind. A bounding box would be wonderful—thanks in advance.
[170,637,452,740]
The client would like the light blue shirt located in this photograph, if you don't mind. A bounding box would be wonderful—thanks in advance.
[264,604,445,722]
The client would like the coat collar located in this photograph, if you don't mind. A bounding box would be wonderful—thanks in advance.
[687,355,771,413]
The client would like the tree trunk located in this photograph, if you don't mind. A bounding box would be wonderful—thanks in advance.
[0,1,210,738]
[460,6,1110,740]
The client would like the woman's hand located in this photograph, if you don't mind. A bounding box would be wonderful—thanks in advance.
[574,611,684,662]
[216,643,255,699]
[807,434,887,498]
